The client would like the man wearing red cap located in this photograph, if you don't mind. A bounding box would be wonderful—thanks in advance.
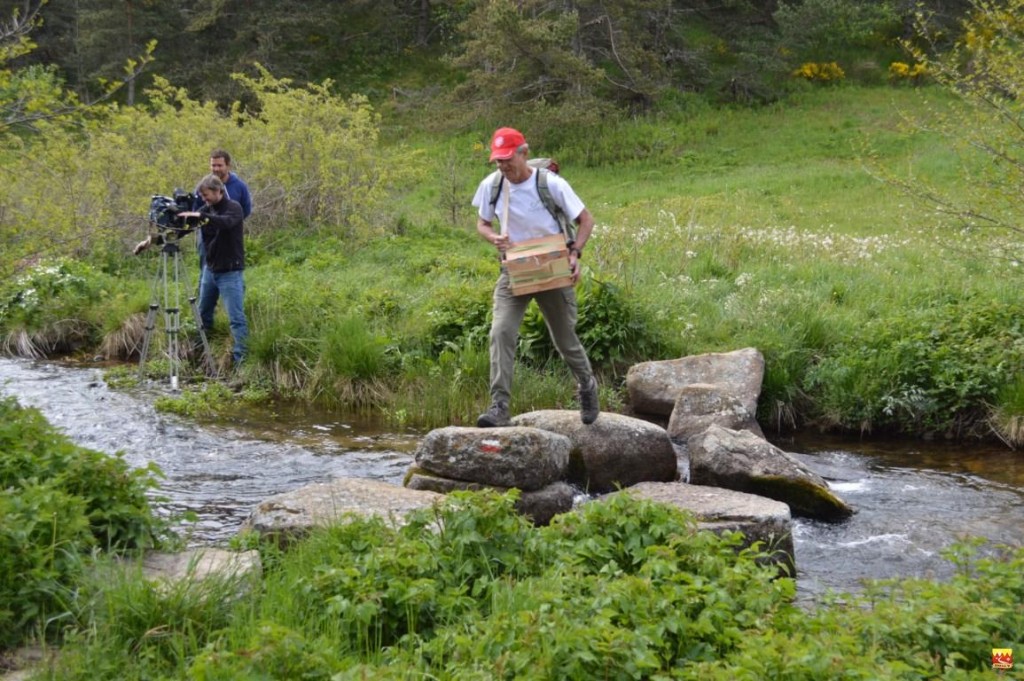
[471,127,599,427]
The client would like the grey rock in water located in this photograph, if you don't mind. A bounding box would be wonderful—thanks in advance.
[414,425,571,491]
[140,548,261,584]
[627,347,765,417]
[242,477,443,541]
[688,425,854,521]
[667,382,765,442]
[511,410,677,493]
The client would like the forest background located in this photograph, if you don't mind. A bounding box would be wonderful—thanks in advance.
[1,0,1023,445]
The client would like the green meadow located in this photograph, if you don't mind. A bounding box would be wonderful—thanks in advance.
[1,83,1021,442]
[188,85,1024,442]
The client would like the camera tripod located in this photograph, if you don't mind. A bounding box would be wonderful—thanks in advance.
[138,237,216,389]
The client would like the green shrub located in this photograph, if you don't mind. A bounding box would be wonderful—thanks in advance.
[189,623,340,681]
[423,282,491,355]
[517,277,666,371]
[685,540,1024,679]
[0,396,169,648]
[45,490,1024,679]
[806,298,1024,436]
[0,484,90,648]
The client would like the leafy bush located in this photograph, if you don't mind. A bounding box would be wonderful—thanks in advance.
[805,297,1024,436]
[181,491,788,680]
[517,277,666,371]
[686,540,1024,679]
[188,622,340,681]
[775,0,901,63]
[424,282,492,355]
[0,258,111,357]
[0,69,421,275]
[45,489,1024,679]
[0,396,168,648]
[791,62,847,83]
[0,483,90,648]
[888,61,928,84]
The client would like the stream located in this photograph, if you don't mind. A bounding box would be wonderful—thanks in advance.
[2,358,1022,600]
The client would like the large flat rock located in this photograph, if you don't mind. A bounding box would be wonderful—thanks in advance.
[242,477,443,541]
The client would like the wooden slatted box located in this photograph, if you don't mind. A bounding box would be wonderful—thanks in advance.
[505,234,573,296]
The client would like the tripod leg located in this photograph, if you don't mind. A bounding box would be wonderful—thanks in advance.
[165,246,187,391]
[164,303,181,390]
[189,294,217,377]
[137,303,160,377]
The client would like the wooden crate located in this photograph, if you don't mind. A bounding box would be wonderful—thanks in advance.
[505,234,573,296]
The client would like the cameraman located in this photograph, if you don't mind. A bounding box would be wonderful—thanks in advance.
[178,174,249,366]
[194,149,252,272]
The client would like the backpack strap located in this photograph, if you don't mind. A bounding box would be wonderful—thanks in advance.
[488,167,577,246]
[535,169,576,246]
[488,169,504,212]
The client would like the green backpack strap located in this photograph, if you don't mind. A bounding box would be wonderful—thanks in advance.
[488,169,504,213]
[535,169,576,246]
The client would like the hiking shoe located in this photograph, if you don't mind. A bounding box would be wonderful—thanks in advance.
[477,401,511,428]
[578,377,600,425]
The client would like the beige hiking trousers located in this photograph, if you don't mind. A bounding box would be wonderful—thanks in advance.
[487,270,595,406]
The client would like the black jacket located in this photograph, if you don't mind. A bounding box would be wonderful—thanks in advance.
[199,196,245,272]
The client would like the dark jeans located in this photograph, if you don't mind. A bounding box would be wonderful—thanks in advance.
[198,268,248,364]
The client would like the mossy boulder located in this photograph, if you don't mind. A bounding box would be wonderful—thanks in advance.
[687,424,854,522]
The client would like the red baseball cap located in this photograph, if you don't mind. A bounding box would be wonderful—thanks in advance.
[489,127,526,161]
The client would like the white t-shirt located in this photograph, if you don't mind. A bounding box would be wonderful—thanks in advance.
[472,168,585,243]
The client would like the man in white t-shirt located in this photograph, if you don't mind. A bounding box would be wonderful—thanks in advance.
[471,127,599,427]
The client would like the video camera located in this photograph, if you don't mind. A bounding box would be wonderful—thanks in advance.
[148,189,199,233]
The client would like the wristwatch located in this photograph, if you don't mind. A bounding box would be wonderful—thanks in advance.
[570,246,582,258]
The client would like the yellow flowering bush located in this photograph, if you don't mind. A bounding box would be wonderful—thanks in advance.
[888,61,928,83]
[791,61,846,83]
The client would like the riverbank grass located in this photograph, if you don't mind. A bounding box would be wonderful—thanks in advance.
[0,396,170,651]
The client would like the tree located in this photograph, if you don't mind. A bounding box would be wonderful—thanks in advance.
[887,0,1024,264]
[1,0,39,54]
[569,0,680,111]
[446,0,605,132]
[0,0,153,134]
[774,0,901,62]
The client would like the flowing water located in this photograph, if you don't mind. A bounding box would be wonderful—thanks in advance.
[2,358,1022,600]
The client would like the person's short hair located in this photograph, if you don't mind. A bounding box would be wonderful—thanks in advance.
[197,174,226,193]
[210,149,232,166]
